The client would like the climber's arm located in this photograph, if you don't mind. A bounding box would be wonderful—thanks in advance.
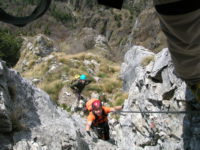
[86,121,92,131]
[110,106,123,112]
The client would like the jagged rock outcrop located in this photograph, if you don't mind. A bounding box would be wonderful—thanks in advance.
[15,34,59,73]
[66,27,110,55]
[0,61,117,150]
[2,42,200,149]
[65,0,166,59]
[120,46,154,91]
[118,46,200,150]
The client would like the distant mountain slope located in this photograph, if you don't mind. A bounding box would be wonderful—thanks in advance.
[0,0,167,62]
[14,34,128,109]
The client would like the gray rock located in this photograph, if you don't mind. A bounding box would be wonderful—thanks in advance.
[58,85,77,108]
[2,42,200,149]
[150,48,171,82]
[0,60,118,150]
[120,45,154,91]
[0,134,12,150]
[119,47,200,150]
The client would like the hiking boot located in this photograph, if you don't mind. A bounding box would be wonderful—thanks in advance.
[78,100,85,108]
[71,106,78,112]
[80,97,87,102]
[74,107,80,112]
[187,81,200,103]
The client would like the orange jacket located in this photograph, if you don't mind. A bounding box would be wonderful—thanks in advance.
[87,106,111,126]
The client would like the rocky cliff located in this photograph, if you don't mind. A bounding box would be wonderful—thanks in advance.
[14,34,126,110]
[118,46,200,150]
[1,45,200,150]
[1,1,199,150]
[0,60,118,150]
[57,0,167,60]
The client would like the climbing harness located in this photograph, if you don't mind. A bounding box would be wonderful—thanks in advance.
[0,0,51,27]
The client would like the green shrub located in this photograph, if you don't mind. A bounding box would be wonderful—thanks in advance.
[0,30,22,66]
[114,14,121,22]
[60,104,71,112]
[50,4,73,23]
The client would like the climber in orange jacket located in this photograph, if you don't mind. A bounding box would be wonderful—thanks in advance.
[85,99,123,140]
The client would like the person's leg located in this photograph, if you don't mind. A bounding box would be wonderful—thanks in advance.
[91,123,110,140]
[186,82,200,103]
[95,122,110,140]
[92,126,104,139]
[74,92,81,109]
[103,122,110,140]
[153,1,200,102]
[77,93,81,101]
[155,9,200,81]
[70,91,80,112]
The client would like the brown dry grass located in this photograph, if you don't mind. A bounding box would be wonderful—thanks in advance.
[141,55,154,67]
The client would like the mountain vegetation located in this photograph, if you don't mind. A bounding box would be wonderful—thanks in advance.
[0,0,166,65]
[0,0,167,112]
[0,29,22,66]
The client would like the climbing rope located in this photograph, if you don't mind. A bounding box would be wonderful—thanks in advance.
[0,0,51,27]
[119,110,200,114]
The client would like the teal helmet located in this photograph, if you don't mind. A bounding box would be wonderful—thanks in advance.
[80,74,87,80]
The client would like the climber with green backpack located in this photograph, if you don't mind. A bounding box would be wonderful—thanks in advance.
[85,99,123,140]
[70,74,92,102]
[70,74,92,112]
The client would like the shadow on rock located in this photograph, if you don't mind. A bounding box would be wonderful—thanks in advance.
[0,61,41,149]
[183,87,200,150]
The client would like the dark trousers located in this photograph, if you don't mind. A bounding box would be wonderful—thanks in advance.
[73,91,86,102]
[92,122,110,140]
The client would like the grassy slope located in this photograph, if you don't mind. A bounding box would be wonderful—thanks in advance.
[3,0,165,109]
[15,45,128,107]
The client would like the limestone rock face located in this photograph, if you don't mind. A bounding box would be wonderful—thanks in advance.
[2,44,200,149]
[118,46,200,150]
[120,45,154,91]
[0,61,117,150]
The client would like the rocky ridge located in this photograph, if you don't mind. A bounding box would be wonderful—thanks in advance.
[14,33,125,111]
[1,45,200,149]
[0,60,118,150]
[117,46,200,150]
